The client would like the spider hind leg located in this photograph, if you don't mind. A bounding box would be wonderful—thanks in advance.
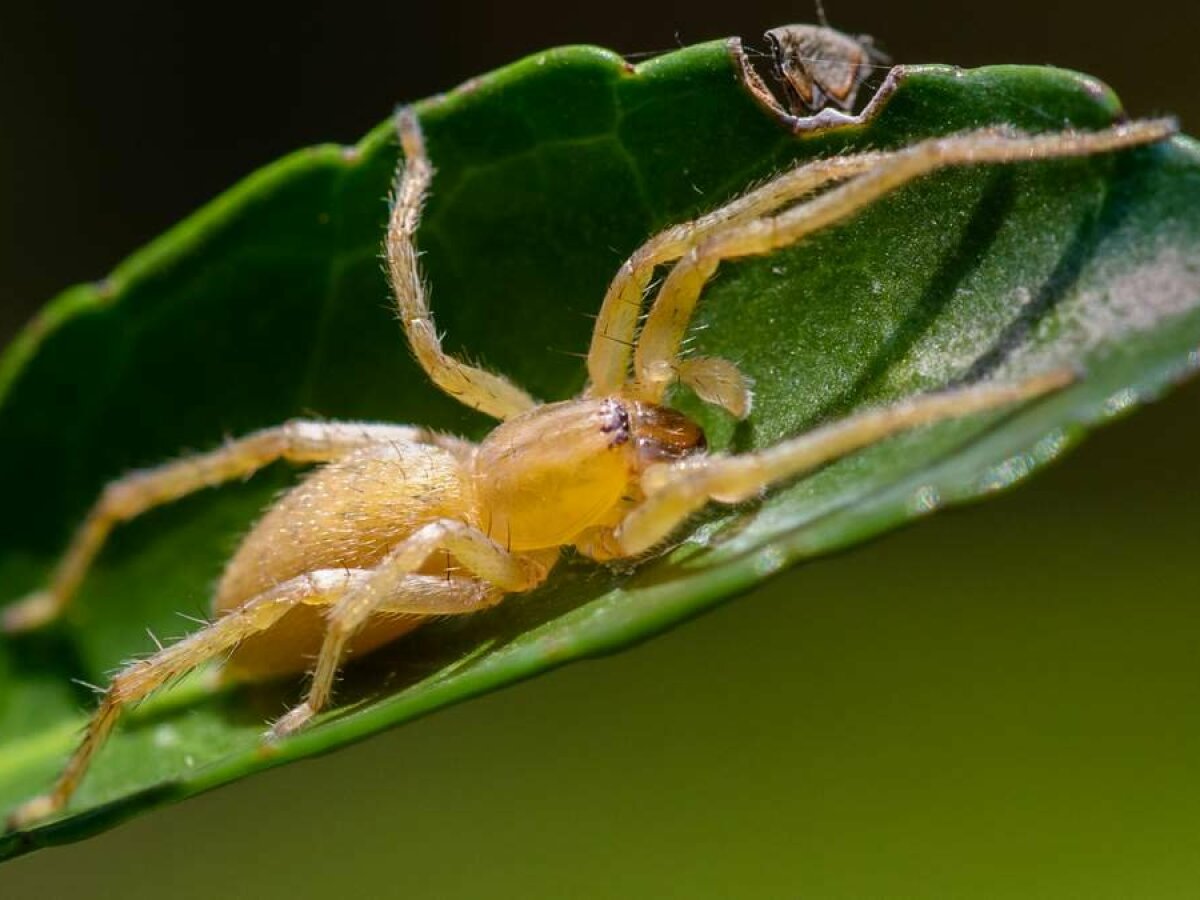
[5,569,368,830]
[2,422,440,634]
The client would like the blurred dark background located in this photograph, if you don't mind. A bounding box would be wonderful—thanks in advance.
[4,2,1199,897]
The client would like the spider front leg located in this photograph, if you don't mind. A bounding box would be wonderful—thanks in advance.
[629,118,1176,408]
[6,569,368,830]
[269,520,556,739]
[614,370,1073,555]
[3,422,445,633]
[586,151,888,402]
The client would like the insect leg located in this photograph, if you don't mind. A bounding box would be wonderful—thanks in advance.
[389,109,539,421]
[630,119,1176,408]
[5,569,366,830]
[3,421,440,633]
[270,520,556,738]
[614,370,1072,555]
[731,39,906,135]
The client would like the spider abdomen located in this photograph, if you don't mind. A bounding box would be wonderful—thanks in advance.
[215,441,476,679]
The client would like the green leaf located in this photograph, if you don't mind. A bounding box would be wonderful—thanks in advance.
[1,38,1198,859]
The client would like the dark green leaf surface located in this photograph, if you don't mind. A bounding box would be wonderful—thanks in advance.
[1,39,1198,859]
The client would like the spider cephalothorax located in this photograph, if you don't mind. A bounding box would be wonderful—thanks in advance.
[470,397,706,552]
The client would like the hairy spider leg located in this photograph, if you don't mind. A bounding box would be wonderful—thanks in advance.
[5,569,372,830]
[615,369,1072,555]
[2,422,454,633]
[586,152,888,400]
[629,118,1177,406]
[270,519,556,738]
[389,110,539,421]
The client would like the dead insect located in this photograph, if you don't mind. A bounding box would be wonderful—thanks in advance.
[2,88,1174,830]
[730,20,898,134]
[764,24,890,114]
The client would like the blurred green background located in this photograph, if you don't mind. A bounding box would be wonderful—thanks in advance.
[3,1,1199,896]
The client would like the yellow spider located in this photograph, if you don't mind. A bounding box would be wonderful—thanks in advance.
[2,95,1173,829]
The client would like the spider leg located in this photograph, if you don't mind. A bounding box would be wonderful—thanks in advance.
[586,152,886,396]
[630,118,1176,408]
[389,109,538,421]
[5,569,367,830]
[270,519,556,738]
[3,421,447,633]
[614,369,1072,555]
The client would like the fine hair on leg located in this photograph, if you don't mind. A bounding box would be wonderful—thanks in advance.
[388,109,539,420]
[271,519,555,738]
[628,119,1176,404]
[615,369,1073,554]
[5,569,367,829]
[586,152,887,396]
[2,422,443,633]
